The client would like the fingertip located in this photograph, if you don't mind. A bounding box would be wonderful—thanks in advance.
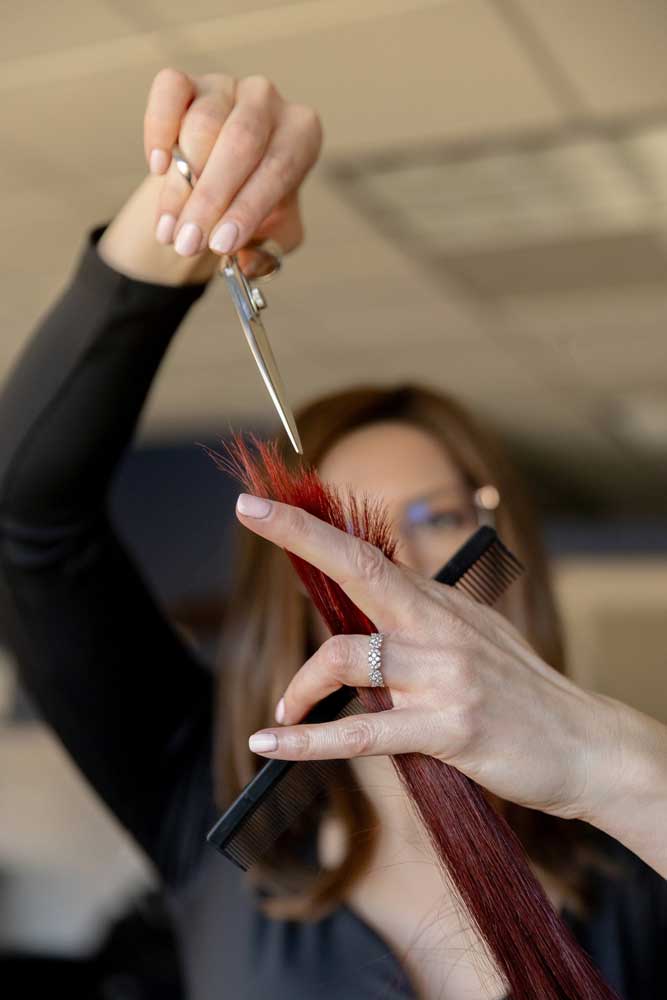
[209,220,240,254]
[236,493,272,519]
[155,212,177,244]
[149,148,170,175]
[249,732,278,753]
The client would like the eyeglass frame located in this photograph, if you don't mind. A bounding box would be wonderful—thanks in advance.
[394,482,501,555]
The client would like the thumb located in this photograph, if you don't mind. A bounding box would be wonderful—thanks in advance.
[237,194,304,278]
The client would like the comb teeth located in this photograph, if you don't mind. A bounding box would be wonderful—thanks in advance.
[222,759,336,870]
[209,694,364,870]
[208,527,524,871]
[456,539,523,605]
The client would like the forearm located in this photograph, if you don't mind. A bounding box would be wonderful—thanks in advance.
[0,180,217,877]
[0,200,210,520]
[97,173,220,286]
[584,696,667,878]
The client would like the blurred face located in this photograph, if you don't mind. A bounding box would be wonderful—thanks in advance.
[313,419,488,837]
[317,420,480,580]
[307,419,484,655]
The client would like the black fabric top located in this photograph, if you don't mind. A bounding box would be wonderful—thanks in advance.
[1,222,666,999]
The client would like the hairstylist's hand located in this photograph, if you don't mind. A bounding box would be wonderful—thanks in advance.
[235,493,667,879]
[143,69,322,271]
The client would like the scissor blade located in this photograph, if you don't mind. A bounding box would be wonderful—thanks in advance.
[240,313,303,455]
[220,256,303,454]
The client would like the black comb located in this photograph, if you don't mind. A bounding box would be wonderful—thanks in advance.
[433,524,523,595]
[207,526,523,870]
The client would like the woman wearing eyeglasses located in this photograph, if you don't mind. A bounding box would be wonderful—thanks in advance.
[1,68,666,1000]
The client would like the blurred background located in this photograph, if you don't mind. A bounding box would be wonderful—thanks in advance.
[1,1,666,996]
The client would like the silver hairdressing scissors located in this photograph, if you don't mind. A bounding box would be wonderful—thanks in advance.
[171,144,303,455]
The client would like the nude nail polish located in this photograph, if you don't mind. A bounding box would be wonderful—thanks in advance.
[149,148,170,175]
[155,213,176,244]
[249,733,278,753]
[174,222,203,256]
[209,221,239,254]
[236,494,272,518]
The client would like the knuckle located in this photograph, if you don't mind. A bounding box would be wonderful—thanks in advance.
[448,649,475,692]
[448,702,478,754]
[225,197,254,233]
[462,679,484,722]
[323,635,351,675]
[153,66,189,92]
[353,541,387,588]
[283,504,310,541]
[263,149,298,190]
[292,103,323,143]
[198,74,236,114]
[187,102,226,140]
[447,679,483,754]
[244,74,278,101]
[226,116,267,158]
[290,727,313,756]
[341,719,376,755]
[190,183,224,217]
[395,584,431,630]
[447,611,476,644]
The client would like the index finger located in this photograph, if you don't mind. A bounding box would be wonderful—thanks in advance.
[144,68,196,172]
[235,493,417,630]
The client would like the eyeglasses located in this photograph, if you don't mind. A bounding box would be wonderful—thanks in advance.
[394,483,500,568]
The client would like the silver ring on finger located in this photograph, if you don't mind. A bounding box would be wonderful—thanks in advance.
[172,144,197,188]
[368,632,385,687]
[170,145,282,281]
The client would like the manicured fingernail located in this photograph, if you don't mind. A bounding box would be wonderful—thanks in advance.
[275,698,285,724]
[249,733,278,753]
[149,148,170,175]
[174,222,203,256]
[209,221,239,254]
[155,213,176,244]
[236,493,272,518]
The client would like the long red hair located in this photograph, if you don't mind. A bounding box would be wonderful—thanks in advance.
[215,383,593,921]
[213,428,617,1000]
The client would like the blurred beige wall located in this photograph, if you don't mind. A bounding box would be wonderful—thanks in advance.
[556,558,667,723]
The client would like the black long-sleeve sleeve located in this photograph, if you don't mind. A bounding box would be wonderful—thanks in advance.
[0,222,218,886]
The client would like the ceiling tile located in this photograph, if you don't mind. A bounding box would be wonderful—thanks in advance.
[6,69,165,181]
[440,231,667,297]
[513,329,667,396]
[0,1,136,61]
[137,0,305,28]
[513,0,667,117]
[503,284,667,336]
[3,0,666,511]
[501,286,667,393]
[191,1,566,153]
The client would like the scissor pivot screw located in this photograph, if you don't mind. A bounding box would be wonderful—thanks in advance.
[251,287,267,311]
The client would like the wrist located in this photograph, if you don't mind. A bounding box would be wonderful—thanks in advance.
[98,175,219,287]
[579,695,667,871]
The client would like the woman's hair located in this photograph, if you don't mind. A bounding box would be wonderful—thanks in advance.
[214,382,586,919]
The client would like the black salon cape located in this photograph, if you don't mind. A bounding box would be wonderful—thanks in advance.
[0,222,665,999]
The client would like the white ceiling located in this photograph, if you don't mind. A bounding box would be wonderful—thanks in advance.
[2,0,667,512]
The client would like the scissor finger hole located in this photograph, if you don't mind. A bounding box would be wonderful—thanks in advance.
[238,242,283,281]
